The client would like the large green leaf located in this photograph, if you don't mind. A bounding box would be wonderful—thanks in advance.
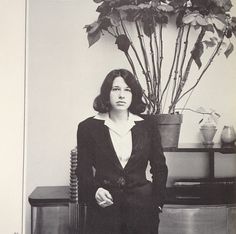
[195,15,208,26]
[212,15,226,31]
[205,24,215,33]
[192,41,204,68]
[211,0,233,12]
[224,42,234,58]
[182,12,209,27]
[231,16,236,28]
[143,20,154,37]
[154,12,168,24]
[99,17,112,30]
[116,5,141,21]
[176,10,185,27]
[225,28,232,38]
[84,21,100,34]
[151,0,161,8]
[119,9,128,20]
[116,5,140,11]
[87,30,102,47]
[231,17,236,37]
[108,9,121,26]
[156,4,174,12]
[213,25,225,38]
[169,0,188,9]
[115,34,131,52]
[182,13,197,25]
[203,37,217,48]
[139,3,151,9]
[97,2,111,15]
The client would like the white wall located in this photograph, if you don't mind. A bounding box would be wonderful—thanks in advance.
[0,0,26,233]
[25,1,236,233]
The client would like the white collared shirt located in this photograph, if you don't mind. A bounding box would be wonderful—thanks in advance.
[94,112,143,168]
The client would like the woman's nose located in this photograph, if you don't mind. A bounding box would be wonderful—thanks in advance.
[119,90,125,98]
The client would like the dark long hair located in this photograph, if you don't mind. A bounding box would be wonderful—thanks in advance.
[93,69,146,114]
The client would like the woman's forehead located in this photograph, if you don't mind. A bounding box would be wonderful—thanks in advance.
[112,76,129,86]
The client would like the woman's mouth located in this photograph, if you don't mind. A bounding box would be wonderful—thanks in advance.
[116,101,126,105]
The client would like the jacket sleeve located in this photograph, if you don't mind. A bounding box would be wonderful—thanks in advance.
[148,117,168,208]
[75,121,99,204]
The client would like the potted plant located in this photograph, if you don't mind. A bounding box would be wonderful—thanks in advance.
[198,107,220,145]
[177,106,221,144]
[84,0,235,147]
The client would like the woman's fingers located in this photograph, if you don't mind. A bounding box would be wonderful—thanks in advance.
[95,188,113,207]
[95,188,104,202]
[99,199,113,207]
[104,191,113,201]
[95,193,103,202]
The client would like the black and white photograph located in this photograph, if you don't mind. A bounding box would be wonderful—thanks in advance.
[1,0,236,233]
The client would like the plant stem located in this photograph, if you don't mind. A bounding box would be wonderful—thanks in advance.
[153,19,161,100]
[119,18,156,113]
[171,26,184,103]
[115,26,120,35]
[135,20,153,100]
[120,19,147,75]
[175,108,213,115]
[124,51,155,112]
[169,27,206,113]
[150,32,157,100]
[125,52,138,80]
[160,27,182,112]
[176,33,225,103]
[159,24,163,70]
[106,28,117,37]
[176,25,191,93]
[156,24,164,114]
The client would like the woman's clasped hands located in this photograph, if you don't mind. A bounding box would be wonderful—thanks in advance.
[95,187,114,208]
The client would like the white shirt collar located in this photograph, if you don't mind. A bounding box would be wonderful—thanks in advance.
[94,112,143,121]
[94,112,143,136]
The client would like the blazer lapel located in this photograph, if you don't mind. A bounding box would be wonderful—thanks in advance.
[124,121,145,170]
[93,119,146,171]
[95,122,123,170]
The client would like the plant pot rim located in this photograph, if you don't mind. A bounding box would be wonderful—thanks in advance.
[155,113,183,124]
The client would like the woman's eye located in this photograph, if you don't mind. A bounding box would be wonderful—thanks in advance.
[111,87,131,92]
[112,87,120,91]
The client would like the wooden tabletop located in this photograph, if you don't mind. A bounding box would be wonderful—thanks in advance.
[163,143,236,153]
[28,186,70,206]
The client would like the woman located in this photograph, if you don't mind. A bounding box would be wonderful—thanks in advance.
[76,69,168,234]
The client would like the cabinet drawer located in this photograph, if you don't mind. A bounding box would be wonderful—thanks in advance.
[159,205,227,234]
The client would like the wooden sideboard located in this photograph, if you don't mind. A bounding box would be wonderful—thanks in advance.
[28,144,236,234]
[28,186,236,234]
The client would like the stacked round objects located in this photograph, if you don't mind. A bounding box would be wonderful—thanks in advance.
[69,147,79,233]
[70,147,79,203]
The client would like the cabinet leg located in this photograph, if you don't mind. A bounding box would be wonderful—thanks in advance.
[209,151,214,180]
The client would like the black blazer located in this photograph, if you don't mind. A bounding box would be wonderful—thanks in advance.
[76,115,168,209]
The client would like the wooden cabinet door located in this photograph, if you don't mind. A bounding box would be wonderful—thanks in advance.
[32,206,69,234]
[228,207,236,234]
[159,205,227,234]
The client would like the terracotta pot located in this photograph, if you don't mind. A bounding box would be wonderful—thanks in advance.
[156,114,183,148]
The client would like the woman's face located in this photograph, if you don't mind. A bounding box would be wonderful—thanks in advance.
[109,76,132,112]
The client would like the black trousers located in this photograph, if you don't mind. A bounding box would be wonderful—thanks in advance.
[85,189,160,234]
